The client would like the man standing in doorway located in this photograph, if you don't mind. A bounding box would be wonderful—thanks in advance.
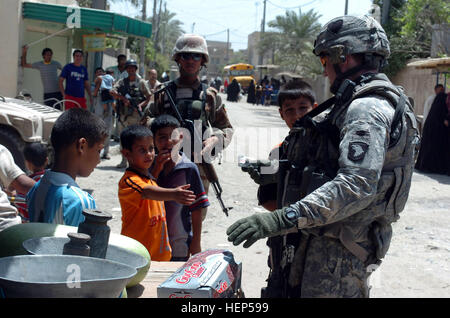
[21,46,63,108]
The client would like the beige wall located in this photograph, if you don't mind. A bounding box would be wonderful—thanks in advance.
[0,0,76,99]
[21,20,70,103]
[0,0,21,97]
[307,65,447,118]
[391,66,447,117]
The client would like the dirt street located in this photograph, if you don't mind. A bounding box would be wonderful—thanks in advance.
[77,93,450,298]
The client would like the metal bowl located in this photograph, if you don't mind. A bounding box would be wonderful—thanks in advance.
[22,236,149,275]
[0,255,136,298]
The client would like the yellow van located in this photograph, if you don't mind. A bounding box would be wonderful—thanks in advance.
[223,63,255,92]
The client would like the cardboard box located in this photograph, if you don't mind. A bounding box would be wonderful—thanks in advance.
[157,249,242,298]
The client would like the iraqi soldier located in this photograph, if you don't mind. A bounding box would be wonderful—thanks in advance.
[110,59,151,168]
[227,15,419,298]
[144,34,234,221]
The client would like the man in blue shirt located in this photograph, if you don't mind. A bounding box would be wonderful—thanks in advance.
[59,49,93,110]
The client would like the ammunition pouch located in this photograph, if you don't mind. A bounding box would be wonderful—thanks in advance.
[117,78,145,118]
[176,99,205,122]
[271,74,418,285]
[370,220,392,262]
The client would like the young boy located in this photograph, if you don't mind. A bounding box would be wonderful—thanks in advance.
[118,124,196,261]
[15,143,48,221]
[93,67,115,160]
[251,79,317,211]
[150,115,210,261]
[27,108,108,226]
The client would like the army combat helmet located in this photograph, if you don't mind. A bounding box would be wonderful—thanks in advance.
[313,15,390,92]
[172,34,209,65]
[125,59,138,69]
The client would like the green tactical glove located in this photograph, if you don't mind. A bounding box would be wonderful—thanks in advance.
[226,208,298,248]
[241,166,277,186]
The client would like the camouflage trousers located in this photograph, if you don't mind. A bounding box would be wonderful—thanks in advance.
[272,235,373,298]
[118,111,142,134]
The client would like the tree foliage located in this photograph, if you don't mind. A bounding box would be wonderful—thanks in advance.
[76,0,183,76]
[258,9,323,78]
[374,0,449,77]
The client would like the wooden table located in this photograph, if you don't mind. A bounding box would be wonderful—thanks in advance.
[127,261,183,298]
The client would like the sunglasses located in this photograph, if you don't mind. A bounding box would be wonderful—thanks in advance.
[320,54,328,67]
[180,53,203,61]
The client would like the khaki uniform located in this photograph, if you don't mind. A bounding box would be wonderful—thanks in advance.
[113,77,149,133]
[112,76,150,167]
[146,78,233,220]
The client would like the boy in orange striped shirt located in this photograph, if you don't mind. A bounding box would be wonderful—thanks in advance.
[118,125,196,261]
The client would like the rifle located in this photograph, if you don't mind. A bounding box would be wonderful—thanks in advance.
[122,93,143,118]
[155,83,233,217]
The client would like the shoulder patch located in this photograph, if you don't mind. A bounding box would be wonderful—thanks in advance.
[348,141,369,162]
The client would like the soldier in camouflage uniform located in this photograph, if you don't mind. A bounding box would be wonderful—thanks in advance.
[227,15,419,298]
[143,34,233,221]
[110,59,151,168]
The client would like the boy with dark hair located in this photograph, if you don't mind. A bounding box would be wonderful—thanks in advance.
[15,143,49,221]
[150,115,210,261]
[245,79,316,211]
[276,78,317,129]
[93,67,116,160]
[118,124,196,261]
[27,108,108,226]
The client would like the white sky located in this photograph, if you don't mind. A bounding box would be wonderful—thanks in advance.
[109,0,374,51]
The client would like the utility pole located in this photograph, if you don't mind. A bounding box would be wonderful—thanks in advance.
[226,29,230,63]
[139,0,147,77]
[153,0,163,51]
[255,1,259,30]
[258,0,267,80]
[92,0,106,78]
[344,0,348,15]
[381,0,391,25]
[161,2,167,55]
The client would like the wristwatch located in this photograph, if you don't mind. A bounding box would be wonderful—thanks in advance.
[284,206,307,228]
[284,207,300,222]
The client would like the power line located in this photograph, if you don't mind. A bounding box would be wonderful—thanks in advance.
[266,0,320,10]
[203,29,228,38]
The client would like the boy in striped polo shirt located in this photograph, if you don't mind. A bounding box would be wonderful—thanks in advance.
[27,108,108,226]
[150,115,210,261]
[118,125,196,261]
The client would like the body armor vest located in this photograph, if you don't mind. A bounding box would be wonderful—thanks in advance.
[279,73,419,264]
[159,81,209,123]
[117,78,145,116]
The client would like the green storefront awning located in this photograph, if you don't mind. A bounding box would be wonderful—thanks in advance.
[22,1,152,38]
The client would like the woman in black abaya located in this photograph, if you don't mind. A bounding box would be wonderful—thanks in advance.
[247,80,256,104]
[415,92,450,175]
